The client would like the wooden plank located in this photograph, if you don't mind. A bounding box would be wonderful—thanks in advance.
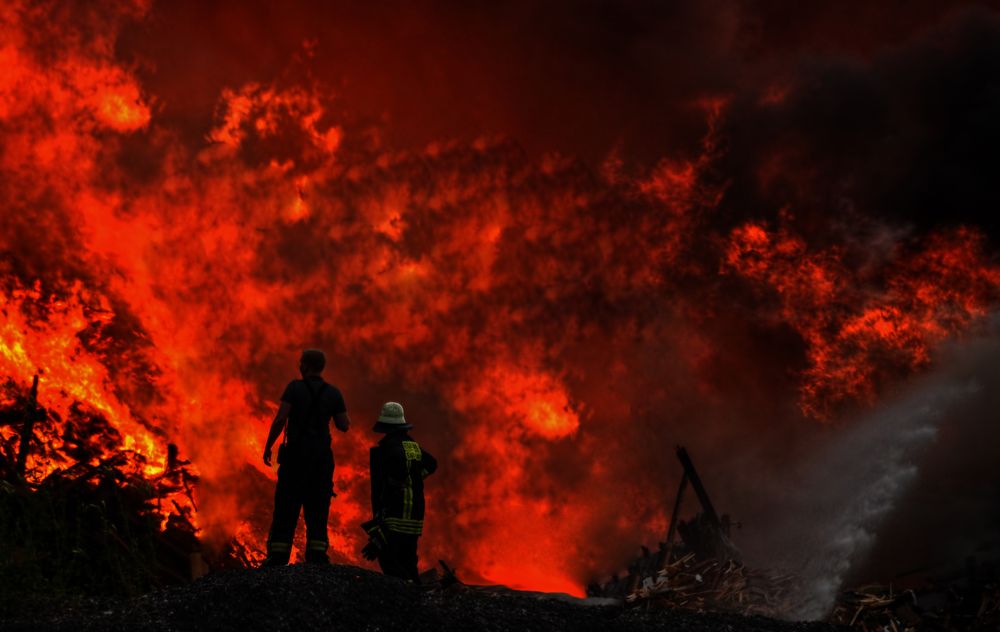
[663,471,689,567]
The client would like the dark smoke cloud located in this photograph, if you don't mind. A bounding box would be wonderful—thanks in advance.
[717,6,1000,240]
[118,0,738,163]
[117,0,1000,169]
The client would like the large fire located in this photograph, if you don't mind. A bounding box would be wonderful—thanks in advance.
[2,0,998,597]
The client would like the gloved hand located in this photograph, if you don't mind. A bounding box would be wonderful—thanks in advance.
[360,518,388,561]
[362,540,381,561]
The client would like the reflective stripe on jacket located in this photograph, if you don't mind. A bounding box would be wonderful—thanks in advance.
[371,431,437,534]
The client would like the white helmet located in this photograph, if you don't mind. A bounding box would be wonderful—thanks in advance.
[374,401,412,431]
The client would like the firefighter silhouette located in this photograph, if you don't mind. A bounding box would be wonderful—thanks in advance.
[262,349,351,564]
[362,401,437,580]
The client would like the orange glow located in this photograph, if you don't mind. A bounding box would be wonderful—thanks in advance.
[479,366,579,440]
[96,87,151,131]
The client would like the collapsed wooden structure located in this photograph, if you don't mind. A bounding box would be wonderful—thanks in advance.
[587,446,794,618]
[588,445,1000,631]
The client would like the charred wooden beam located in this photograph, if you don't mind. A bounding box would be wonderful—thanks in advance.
[438,560,460,587]
[674,445,741,563]
[663,470,688,566]
[14,374,39,478]
[675,446,721,528]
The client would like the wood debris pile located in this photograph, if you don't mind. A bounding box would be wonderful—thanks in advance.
[590,446,799,619]
[588,444,1000,630]
[828,579,1000,631]
[978,583,1000,628]
[830,584,923,631]
[625,552,797,619]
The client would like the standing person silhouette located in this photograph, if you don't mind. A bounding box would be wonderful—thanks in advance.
[362,401,437,580]
[262,349,351,565]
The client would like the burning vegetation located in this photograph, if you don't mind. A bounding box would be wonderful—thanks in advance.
[3,0,1000,628]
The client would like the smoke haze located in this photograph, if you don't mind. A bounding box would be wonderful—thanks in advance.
[738,322,1000,618]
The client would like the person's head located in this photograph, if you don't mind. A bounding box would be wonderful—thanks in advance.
[299,349,326,377]
[373,401,412,433]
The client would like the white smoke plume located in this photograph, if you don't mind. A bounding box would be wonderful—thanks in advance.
[748,322,1000,620]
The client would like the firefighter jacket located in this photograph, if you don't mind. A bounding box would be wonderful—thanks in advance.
[370,431,437,535]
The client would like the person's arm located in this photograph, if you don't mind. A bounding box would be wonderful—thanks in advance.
[420,448,437,479]
[333,411,351,433]
[263,401,292,466]
[330,387,350,433]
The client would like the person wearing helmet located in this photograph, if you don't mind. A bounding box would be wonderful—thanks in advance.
[262,349,351,565]
[361,401,437,581]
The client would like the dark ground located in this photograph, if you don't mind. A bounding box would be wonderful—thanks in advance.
[1,563,844,632]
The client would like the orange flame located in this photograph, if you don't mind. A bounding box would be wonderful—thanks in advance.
[725,222,1000,418]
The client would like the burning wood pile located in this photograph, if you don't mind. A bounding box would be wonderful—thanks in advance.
[0,374,206,601]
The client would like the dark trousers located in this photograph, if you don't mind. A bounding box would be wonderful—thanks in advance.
[378,530,419,581]
[266,444,333,564]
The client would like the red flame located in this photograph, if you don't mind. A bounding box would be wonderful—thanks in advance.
[725,222,1000,419]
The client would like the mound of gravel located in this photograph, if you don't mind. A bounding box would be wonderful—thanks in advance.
[2,564,845,631]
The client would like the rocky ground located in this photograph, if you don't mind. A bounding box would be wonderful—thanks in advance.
[1,563,846,632]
